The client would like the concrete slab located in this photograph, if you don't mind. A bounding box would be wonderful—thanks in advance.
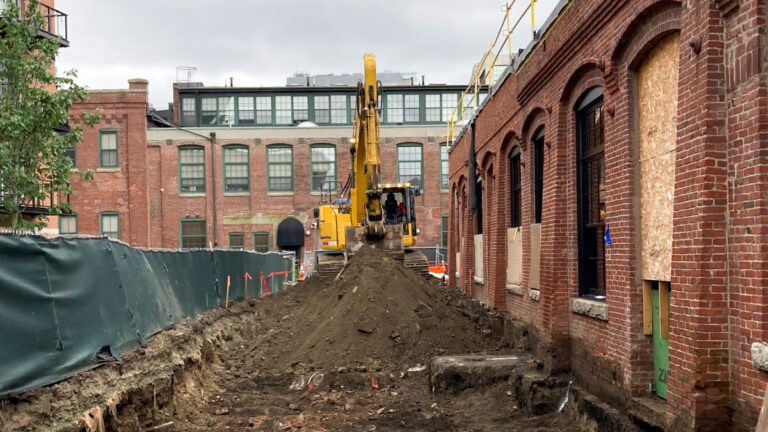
[429,354,535,394]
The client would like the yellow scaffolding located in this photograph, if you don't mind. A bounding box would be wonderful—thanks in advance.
[445,0,538,145]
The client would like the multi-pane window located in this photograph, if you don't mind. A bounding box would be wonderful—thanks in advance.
[315,96,330,123]
[492,65,507,84]
[510,148,522,228]
[440,143,449,190]
[253,232,269,252]
[100,213,119,239]
[181,97,197,126]
[442,93,458,122]
[223,145,249,192]
[64,144,76,167]
[404,94,420,122]
[59,214,77,235]
[228,233,245,250]
[533,130,544,224]
[426,94,441,122]
[256,96,272,124]
[397,144,423,188]
[267,145,293,192]
[238,97,254,125]
[275,96,292,124]
[577,87,606,298]
[310,145,336,192]
[180,219,206,249]
[331,95,347,124]
[218,97,235,125]
[201,97,217,125]
[179,146,206,193]
[441,215,449,247]
[293,96,308,122]
[387,94,403,123]
[99,130,118,168]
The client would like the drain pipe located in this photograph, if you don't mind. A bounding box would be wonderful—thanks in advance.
[210,132,218,247]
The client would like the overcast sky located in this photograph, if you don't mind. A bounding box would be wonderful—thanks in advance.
[56,0,559,108]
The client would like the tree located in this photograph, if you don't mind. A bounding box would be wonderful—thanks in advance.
[0,0,99,230]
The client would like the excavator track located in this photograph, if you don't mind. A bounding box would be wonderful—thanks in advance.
[404,250,429,278]
[316,253,346,280]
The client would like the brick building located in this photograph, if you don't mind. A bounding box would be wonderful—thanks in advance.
[65,79,460,264]
[447,0,767,430]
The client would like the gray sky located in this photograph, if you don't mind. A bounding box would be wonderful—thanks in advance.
[56,0,559,108]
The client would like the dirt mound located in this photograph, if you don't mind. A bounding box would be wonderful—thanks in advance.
[272,246,500,371]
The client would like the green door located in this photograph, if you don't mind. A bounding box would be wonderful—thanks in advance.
[652,288,669,399]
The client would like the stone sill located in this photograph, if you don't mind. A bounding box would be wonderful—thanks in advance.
[96,168,120,173]
[529,288,540,302]
[570,297,607,321]
[751,342,768,372]
[268,192,294,197]
[180,193,206,198]
[473,276,484,285]
[506,284,523,296]
[223,192,250,197]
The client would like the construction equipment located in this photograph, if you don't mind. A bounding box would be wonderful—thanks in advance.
[313,54,428,278]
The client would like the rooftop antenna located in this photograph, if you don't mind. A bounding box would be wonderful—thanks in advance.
[175,66,198,83]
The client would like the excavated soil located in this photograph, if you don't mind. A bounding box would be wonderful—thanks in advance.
[0,247,578,432]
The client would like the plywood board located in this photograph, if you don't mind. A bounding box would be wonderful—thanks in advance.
[456,252,461,274]
[638,33,679,282]
[659,281,670,339]
[528,224,541,289]
[643,280,653,335]
[474,234,484,279]
[506,227,523,285]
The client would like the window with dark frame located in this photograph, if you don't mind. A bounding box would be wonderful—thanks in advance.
[228,233,245,250]
[475,177,483,234]
[397,144,423,188]
[533,130,544,224]
[330,95,347,124]
[237,97,254,125]
[59,214,77,235]
[179,146,206,193]
[223,145,249,192]
[315,95,330,123]
[440,143,449,190]
[100,212,119,239]
[310,145,336,192]
[201,97,217,125]
[510,148,522,227]
[181,97,197,126]
[267,145,293,192]
[441,214,449,247]
[292,96,308,122]
[387,94,403,123]
[181,219,206,249]
[256,96,272,124]
[576,87,606,299]
[99,131,118,168]
[253,232,269,252]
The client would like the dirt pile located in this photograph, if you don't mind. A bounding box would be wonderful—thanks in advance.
[256,246,502,372]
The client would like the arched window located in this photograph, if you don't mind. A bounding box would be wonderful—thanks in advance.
[309,144,337,192]
[533,128,544,223]
[576,86,605,298]
[178,145,206,194]
[222,144,249,192]
[266,145,293,192]
[509,147,522,228]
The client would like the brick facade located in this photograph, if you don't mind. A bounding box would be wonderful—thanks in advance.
[68,81,449,264]
[448,0,768,430]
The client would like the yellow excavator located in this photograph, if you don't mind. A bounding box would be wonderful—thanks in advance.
[313,54,428,278]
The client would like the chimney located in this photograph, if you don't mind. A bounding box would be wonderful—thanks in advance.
[128,78,148,91]
[230,77,233,87]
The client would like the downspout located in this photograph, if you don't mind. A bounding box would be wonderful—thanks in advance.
[210,132,218,247]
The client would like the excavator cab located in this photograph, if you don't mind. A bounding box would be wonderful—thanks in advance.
[380,184,420,248]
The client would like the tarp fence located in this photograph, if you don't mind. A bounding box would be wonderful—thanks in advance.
[0,235,292,396]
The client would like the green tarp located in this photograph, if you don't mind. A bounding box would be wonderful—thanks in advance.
[0,235,291,396]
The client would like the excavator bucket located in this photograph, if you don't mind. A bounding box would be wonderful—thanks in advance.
[345,224,404,258]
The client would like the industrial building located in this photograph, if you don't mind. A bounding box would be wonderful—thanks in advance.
[447,0,768,430]
[64,77,461,264]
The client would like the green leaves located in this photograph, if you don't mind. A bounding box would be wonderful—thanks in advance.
[0,0,100,230]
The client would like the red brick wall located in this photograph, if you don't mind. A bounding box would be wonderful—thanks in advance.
[448,0,768,430]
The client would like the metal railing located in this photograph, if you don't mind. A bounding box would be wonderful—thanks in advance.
[446,0,540,144]
[36,2,68,43]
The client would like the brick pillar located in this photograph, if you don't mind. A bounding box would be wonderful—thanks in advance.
[666,3,730,430]
[126,79,150,246]
[485,164,506,310]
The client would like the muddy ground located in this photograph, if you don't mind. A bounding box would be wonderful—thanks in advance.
[1,247,580,432]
